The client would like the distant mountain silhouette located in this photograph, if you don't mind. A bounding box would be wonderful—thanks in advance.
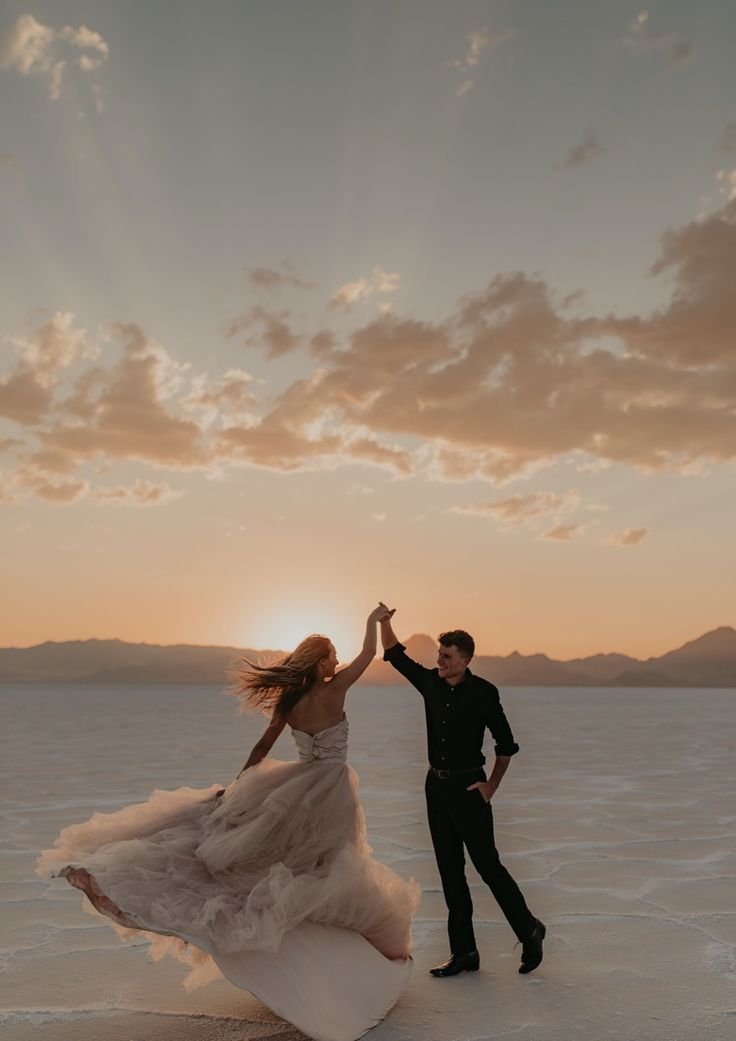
[652,627,736,686]
[0,628,734,687]
[563,652,640,682]
[0,639,274,685]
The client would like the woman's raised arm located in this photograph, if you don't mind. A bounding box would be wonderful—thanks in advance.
[330,604,391,693]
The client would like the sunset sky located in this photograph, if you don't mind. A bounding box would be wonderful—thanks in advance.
[1,1,735,660]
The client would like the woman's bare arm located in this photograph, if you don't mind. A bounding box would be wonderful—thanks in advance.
[330,605,388,693]
[237,711,287,777]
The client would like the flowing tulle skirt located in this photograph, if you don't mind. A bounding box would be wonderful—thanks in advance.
[37,757,420,1041]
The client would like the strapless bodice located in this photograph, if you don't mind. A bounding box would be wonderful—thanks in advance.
[291,716,349,764]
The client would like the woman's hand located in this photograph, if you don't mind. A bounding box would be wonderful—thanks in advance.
[370,602,395,624]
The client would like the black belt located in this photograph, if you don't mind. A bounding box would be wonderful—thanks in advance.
[429,766,484,779]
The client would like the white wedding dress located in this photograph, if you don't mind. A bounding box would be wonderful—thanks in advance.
[37,716,419,1041]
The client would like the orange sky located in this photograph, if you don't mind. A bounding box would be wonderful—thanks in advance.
[1,7,735,661]
[2,462,733,660]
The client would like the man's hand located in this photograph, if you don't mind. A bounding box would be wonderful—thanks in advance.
[467,780,496,803]
[377,603,399,651]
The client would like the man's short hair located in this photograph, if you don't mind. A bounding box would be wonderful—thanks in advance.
[438,630,475,661]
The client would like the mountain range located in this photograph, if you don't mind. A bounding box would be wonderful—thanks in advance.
[1,627,734,687]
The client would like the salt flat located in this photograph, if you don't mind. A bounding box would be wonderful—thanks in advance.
[1,684,735,1041]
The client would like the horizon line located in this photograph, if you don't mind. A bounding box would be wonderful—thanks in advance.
[2,624,734,663]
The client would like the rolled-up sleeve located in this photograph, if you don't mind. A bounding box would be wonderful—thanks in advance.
[482,684,520,757]
[382,642,427,694]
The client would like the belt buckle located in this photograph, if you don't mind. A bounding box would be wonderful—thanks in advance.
[436,768,450,779]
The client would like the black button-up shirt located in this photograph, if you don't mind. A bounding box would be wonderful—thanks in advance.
[383,642,520,769]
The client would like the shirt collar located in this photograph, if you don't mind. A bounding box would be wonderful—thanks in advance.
[435,666,472,689]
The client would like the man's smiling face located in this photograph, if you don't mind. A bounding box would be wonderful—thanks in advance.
[437,643,469,681]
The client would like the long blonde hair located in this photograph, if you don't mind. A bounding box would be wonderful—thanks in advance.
[230,634,332,716]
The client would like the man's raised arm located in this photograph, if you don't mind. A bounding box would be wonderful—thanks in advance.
[378,605,427,693]
[379,606,400,652]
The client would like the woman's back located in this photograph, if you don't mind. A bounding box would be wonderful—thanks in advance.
[285,678,346,736]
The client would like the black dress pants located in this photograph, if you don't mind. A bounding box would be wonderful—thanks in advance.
[425,769,535,954]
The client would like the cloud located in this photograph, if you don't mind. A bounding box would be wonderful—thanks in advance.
[718,122,736,154]
[540,523,586,541]
[215,407,413,477]
[246,266,314,290]
[455,493,594,542]
[0,311,95,424]
[213,312,450,473]
[41,322,211,468]
[92,478,183,508]
[560,129,607,169]
[0,14,55,76]
[0,14,109,103]
[2,466,180,509]
[310,330,337,358]
[214,198,736,481]
[32,477,88,503]
[21,448,78,475]
[623,11,693,67]
[449,25,514,97]
[603,199,736,368]
[9,310,96,385]
[453,490,581,528]
[0,370,53,425]
[226,306,304,356]
[0,319,218,506]
[0,469,20,503]
[3,199,736,504]
[608,527,650,546]
[59,24,108,57]
[716,168,736,201]
[329,266,402,309]
[0,441,82,504]
[0,453,88,503]
[0,316,260,500]
[343,436,413,475]
[183,369,257,424]
[450,27,495,71]
[215,419,342,473]
[576,457,611,475]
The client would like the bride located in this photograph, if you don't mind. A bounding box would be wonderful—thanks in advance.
[36,605,420,1041]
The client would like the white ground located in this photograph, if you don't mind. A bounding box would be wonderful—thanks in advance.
[1,684,735,1041]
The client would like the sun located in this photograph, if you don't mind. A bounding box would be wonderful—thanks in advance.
[244,604,356,662]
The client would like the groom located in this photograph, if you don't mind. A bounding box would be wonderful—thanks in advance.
[379,609,545,977]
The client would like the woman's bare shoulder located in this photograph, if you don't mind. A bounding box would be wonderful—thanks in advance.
[285,682,344,733]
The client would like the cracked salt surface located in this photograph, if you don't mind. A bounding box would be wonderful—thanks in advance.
[1,683,735,1040]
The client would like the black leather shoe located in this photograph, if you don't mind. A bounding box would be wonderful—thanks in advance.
[429,951,480,977]
[518,919,546,974]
